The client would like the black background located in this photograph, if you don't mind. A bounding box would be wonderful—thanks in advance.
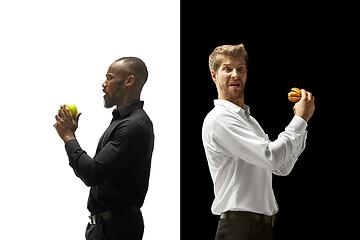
[181,3,356,239]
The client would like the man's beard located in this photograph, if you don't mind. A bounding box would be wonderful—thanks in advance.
[103,95,116,109]
[220,84,245,100]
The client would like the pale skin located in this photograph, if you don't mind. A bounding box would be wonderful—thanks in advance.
[211,56,315,122]
[54,60,145,143]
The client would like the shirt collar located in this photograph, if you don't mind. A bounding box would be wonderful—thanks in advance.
[214,99,251,119]
[112,101,144,120]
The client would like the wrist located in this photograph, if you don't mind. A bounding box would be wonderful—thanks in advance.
[62,135,75,144]
[295,114,307,122]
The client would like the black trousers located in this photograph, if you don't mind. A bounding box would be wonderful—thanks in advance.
[85,212,144,240]
[215,218,274,240]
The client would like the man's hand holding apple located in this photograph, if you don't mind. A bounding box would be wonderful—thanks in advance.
[54,105,82,143]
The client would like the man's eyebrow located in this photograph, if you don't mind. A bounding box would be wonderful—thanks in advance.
[222,63,246,66]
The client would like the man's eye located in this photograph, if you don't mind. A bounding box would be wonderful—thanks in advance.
[238,67,245,72]
[224,67,231,72]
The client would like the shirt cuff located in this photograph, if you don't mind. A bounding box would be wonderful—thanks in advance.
[65,139,80,155]
[288,115,308,133]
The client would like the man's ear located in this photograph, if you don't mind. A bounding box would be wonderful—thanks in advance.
[211,70,217,84]
[125,75,135,87]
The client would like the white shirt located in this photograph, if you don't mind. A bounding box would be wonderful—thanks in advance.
[202,99,308,216]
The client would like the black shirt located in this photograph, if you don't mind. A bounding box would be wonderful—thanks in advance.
[65,101,154,215]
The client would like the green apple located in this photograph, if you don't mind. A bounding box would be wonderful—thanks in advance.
[62,104,77,117]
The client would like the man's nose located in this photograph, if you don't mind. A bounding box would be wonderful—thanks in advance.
[231,69,240,78]
[102,80,108,89]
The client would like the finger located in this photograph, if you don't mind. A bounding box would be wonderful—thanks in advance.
[307,91,312,100]
[300,89,307,100]
[59,105,66,118]
[74,112,82,124]
[55,114,61,122]
[63,105,72,118]
[60,105,72,119]
[55,116,64,128]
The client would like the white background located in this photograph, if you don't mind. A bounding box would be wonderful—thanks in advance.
[0,0,179,239]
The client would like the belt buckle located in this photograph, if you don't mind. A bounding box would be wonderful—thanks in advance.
[88,215,96,225]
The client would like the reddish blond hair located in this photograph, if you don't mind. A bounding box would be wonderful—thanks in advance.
[209,44,248,73]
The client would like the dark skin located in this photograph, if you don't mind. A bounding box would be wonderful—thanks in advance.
[54,60,145,143]
[54,105,81,143]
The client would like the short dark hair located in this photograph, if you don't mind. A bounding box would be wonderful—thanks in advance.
[115,57,148,82]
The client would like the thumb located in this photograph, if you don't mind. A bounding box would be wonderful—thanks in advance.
[74,112,82,124]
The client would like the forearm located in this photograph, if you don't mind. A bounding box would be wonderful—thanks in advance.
[212,115,307,171]
[273,130,307,176]
[64,134,136,187]
[265,115,307,170]
[65,139,95,186]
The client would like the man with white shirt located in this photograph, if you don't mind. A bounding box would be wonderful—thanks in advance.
[202,44,315,240]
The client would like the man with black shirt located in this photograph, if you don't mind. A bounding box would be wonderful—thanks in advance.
[54,57,154,240]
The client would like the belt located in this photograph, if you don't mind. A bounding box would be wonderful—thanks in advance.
[220,211,276,227]
[88,206,140,225]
